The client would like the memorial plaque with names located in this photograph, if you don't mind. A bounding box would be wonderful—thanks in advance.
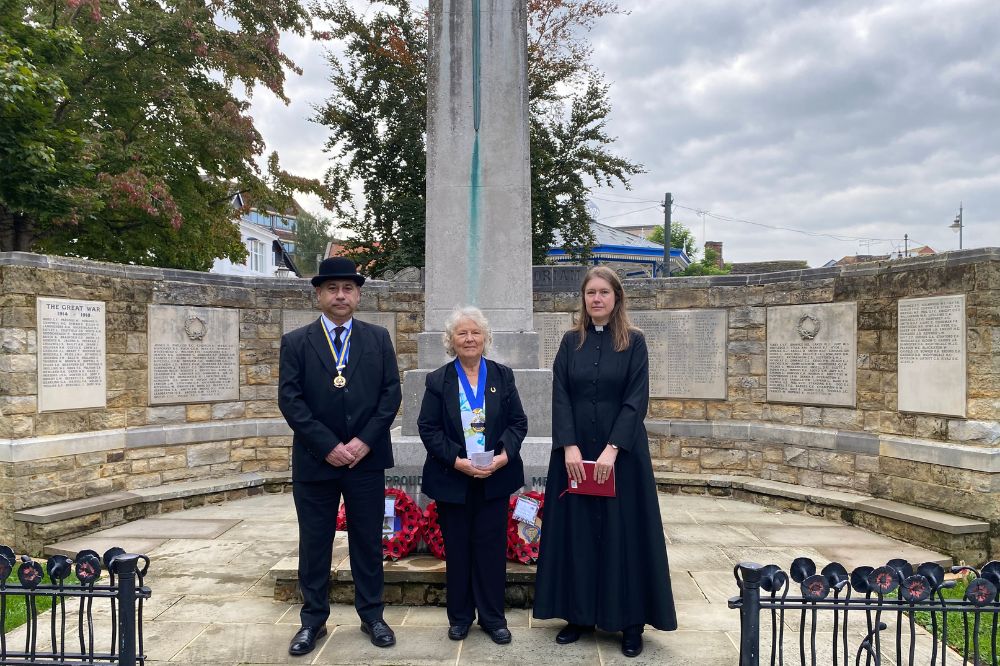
[664,309,728,400]
[898,294,966,417]
[535,312,574,369]
[36,297,107,412]
[148,305,239,404]
[281,309,397,350]
[766,302,857,407]
[630,310,670,397]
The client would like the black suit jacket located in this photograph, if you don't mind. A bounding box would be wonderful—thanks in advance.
[279,317,401,481]
[418,359,527,503]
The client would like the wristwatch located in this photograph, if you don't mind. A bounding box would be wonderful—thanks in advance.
[609,443,619,450]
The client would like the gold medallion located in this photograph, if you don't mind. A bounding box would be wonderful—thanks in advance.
[333,374,347,388]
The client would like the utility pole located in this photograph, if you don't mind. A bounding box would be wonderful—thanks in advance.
[663,192,672,277]
[904,234,908,258]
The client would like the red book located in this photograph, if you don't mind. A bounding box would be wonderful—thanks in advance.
[566,461,616,497]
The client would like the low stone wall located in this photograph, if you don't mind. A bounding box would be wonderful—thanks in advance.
[2,250,998,557]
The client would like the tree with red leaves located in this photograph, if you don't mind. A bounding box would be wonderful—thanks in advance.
[1,0,317,269]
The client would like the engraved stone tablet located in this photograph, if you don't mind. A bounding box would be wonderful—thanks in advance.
[36,297,106,412]
[536,312,574,369]
[282,309,397,350]
[898,295,966,417]
[665,309,728,400]
[148,305,239,404]
[766,302,857,407]
[630,310,670,397]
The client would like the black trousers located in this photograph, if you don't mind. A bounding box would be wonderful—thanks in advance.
[437,481,508,630]
[293,471,385,627]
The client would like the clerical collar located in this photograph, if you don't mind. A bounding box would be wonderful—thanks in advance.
[594,324,604,332]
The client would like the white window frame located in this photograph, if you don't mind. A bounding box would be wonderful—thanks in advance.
[247,238,265,273]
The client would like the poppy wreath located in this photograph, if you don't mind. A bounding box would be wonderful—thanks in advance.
[506,490,544,564]
[336,504,347,531]
[382,487,425,561]
[423,502,447,560]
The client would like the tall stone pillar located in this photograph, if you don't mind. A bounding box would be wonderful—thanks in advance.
[401,0,551,443]
[418,0,538,369]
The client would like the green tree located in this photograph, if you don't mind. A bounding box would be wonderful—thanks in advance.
[0,0,88,251]
[680,247,732,276]
[313,0,426,275]
[293,210,333,276]
[313,0,640,272]
[648,221,697,259]
[1,0,316,270]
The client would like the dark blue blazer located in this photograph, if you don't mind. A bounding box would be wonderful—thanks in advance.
[418,359,527,503]
[278,317,401,481]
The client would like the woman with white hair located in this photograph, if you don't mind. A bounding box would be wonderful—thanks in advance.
[418,306,528,645]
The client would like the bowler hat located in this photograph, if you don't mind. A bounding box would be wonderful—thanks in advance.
[311,257,366,287]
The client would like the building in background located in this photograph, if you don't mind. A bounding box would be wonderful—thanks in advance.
[211,191,301,277]
[548,220,689,277]
[823,245,936,267]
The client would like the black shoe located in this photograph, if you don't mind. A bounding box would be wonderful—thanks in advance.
[288,625,327,656]
[621,627,644,658]
[485,626,512,645]
[448,624,470,640]
[555,623,592,645]
[361,619,396,648]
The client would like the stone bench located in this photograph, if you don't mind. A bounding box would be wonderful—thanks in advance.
[13,471,291,554]
[653,470,990,564]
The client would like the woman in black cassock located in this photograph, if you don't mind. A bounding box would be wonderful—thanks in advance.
[533,266,677,658]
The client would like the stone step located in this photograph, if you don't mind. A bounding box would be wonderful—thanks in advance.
[14,471,291,555]
[652,471,990,563]
[269,554,537,607]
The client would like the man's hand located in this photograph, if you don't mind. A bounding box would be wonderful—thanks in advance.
[344,437,371,468]
[325,443,355,467]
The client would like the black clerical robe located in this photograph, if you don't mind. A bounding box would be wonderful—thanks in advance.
[533,326,678,632]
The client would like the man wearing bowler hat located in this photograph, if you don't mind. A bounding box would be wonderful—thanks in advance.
[279,257,402,655]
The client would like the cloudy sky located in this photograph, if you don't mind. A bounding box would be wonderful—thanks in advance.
[249,0,1000,268]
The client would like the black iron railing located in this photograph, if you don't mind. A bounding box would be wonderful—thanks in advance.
[0,545,151,666]
[730,557,1000,666]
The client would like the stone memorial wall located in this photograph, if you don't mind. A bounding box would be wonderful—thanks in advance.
[36,297,106,412]
[148,305,240,404]
[0,250,998,555]
[663,308,728,400]
[897,295,966,417]
[766,302,857,407]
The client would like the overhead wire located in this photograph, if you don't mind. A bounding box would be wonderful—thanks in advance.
[589,191,915,245]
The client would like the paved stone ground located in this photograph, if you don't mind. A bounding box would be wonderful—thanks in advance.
[9,491,954,665]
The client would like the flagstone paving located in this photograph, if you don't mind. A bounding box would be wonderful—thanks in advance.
[5,491,956,664]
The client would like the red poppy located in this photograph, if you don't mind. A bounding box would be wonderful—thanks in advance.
[423,502,447,560]
[505,492,544,564]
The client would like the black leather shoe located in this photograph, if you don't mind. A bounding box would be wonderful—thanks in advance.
[486,626,512,645]
[361,619,396,647]
[555,623,592,645]
[288,625,327,656]
[621,628,644,658]
[448,624,470,640]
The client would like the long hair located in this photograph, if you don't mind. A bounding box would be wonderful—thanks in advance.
[573,266,636,352]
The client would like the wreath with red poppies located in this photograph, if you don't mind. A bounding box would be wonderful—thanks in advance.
[506,491,544,564]
[382,488,425,561]
[423,502,447,560]
[335,488,426,561]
